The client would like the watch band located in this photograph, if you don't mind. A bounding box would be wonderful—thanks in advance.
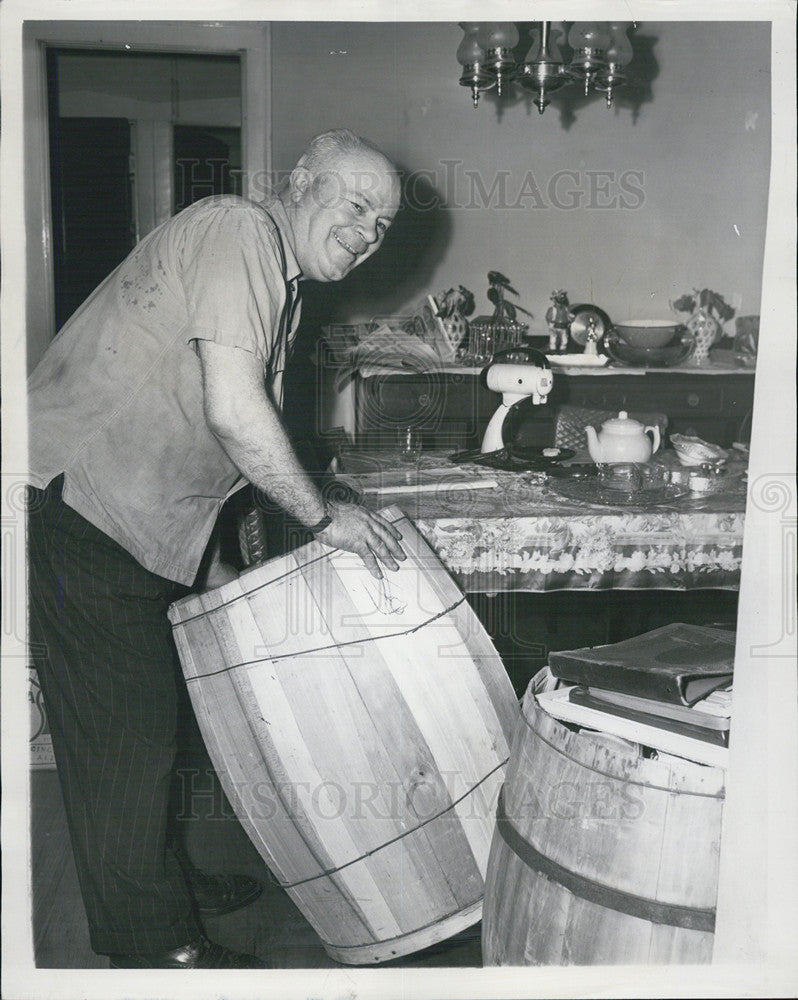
[307,502,332,534]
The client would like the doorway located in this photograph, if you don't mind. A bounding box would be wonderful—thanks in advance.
[22,21,271,371]
[46,46,243,329]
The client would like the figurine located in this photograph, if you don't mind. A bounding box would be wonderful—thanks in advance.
[438,285,475,321]
[431,285,475,361]
[487,271,533,325]
[545,290,571,352]
[583,314,600,355]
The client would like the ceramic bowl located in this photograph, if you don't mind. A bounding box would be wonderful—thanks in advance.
[613,320,685,349]
[605,329,694,368]
[670,433,728,467]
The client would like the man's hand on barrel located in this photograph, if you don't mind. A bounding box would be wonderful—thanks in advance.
[316,502,406,579]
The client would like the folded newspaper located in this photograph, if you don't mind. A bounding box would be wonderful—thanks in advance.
[335,325,443,386]
[324,304,455,387]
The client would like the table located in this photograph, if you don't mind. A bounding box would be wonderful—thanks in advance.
[340,450,748,594]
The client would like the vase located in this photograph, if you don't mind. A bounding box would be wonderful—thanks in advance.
[441,314,467,362]
[686,308,721,365]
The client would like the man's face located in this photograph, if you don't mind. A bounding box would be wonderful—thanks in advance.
[290,150,400,282]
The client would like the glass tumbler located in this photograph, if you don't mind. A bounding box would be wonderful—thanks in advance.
[596,462,645,495]
[396,426,422,464]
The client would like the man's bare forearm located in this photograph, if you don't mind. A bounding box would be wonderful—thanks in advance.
[198,339,405,578]
[212,408,327,526]
[197,340,326,526]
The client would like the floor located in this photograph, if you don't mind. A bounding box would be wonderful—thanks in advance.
[30,751,483,970]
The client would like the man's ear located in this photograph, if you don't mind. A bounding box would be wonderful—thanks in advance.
[288,166,311,203]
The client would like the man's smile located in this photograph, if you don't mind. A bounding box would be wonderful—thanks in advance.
[333,231,364,257]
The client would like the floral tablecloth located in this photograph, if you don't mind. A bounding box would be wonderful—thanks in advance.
[341,451,747,593]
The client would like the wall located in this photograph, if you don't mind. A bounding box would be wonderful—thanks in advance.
[270,21,771,332]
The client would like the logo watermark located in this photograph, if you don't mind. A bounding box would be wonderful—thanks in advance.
[178,160,648,214]
[174,768,646,825]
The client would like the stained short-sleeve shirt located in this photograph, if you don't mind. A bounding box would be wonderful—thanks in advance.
[27,195,302,585]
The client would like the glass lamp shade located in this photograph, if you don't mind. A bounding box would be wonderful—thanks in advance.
[546,23,567,63]
[567,21,610,53]
[595,22,633,102]
[567,21,609,93]
[479,21,520,95]
[605,22,634,66]
[457,22,485,66]
[458,21,494,105]
[524,26,541,63]
[481,22,520,53]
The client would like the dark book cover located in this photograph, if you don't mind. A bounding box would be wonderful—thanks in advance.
[548,623,735,706]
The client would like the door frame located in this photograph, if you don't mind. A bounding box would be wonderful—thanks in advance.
[20,20,271,372]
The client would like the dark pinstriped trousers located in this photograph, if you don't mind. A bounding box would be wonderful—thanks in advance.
[27,481,203,956]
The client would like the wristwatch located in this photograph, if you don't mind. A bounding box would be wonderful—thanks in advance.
[307,501,332,534]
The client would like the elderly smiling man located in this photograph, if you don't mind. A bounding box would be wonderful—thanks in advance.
[26,129,406,969]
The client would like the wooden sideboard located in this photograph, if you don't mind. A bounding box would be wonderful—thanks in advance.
[355,367,756,450]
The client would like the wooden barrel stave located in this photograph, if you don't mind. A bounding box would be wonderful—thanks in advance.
[485,846,714,965]
[426,596,522,746]
[176,592,428,943]
[269,653,485,923]
[177,654,407,947]
[503,693,723,906]
[169,507,518,961]
[483,848,716,967]
[504,734,708,907]
[179,599,350,881]
[180,621,447,946]
[482,678,724,965]
[213,659,461,940]
[325,897,484,965]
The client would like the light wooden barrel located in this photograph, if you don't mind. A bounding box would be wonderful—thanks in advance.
[482,671,725,965]
[168,506,519,964]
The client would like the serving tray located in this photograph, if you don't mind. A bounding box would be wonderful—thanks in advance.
[451,445,575,472]
[548,476,690,507]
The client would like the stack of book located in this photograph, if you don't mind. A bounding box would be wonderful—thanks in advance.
[537,623,735,768]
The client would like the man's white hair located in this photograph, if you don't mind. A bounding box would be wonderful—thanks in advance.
[296,128,392,176]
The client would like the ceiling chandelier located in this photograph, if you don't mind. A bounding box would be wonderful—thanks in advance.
[457,21,636,113]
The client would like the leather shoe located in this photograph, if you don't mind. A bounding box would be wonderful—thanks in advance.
[109,936,269,969]
[185,866,264,917]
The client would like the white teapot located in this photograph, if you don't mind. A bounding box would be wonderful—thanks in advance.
[585,411,661,464]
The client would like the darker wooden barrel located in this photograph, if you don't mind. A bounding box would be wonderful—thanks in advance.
[168,506,519,964]
[482,671,725,965]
